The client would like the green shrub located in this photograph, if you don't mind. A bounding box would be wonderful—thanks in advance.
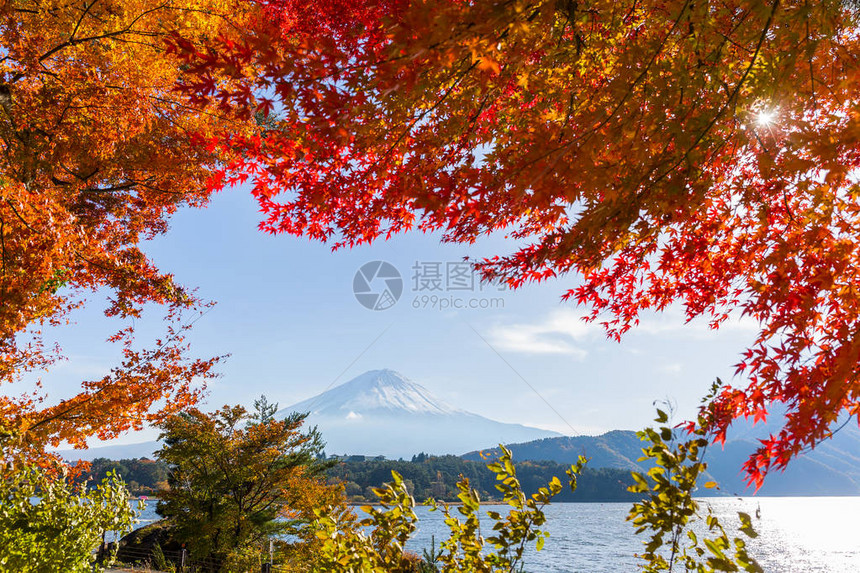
[628,383,762,572]
[0,466,139,573]
[312,445,585,572]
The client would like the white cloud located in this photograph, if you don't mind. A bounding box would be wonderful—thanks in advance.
[486,305,759,357]
[658,362,683,375]
[486,309,597,358]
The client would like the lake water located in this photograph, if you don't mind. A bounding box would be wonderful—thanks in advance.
[132,497,860,572]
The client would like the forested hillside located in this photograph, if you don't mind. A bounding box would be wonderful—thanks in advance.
[87,455,640,502]
[328,454,640,503]
[85,458,170,495]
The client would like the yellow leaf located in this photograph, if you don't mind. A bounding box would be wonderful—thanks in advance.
[478,57,501,75]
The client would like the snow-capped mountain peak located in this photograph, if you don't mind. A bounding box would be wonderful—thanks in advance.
[275,369,563,458]
[279,369,461,417]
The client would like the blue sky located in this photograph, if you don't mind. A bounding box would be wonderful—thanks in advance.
[32,186,759,446]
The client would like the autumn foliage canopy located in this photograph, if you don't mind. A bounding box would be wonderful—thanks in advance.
[0,0,257,459]
[170,0,860,487]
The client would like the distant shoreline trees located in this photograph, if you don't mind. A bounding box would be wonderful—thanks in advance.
[328,455,639,504]
[88,452,640,504]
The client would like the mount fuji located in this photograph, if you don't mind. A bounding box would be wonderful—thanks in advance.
[274,369,562,458]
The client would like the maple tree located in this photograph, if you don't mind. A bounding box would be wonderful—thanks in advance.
[171,0,860,487]
[0,0,259,460]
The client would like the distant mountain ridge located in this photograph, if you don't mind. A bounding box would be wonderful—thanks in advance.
[462,431,647,470]
[463,412,860,496]
[274,369,562,458]
[57,440,160,462]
